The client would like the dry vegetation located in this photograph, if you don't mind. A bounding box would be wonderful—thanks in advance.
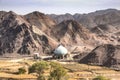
[0,59,37,79]
[62,62,120,80]
[0,59,120,80]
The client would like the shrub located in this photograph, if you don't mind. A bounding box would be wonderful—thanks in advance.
[29,61,68,80]
[28,61,49,80]
[18,67,26,74]
[29,61,48,74]
[49,62,68,80]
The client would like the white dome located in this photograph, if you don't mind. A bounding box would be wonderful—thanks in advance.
[54,45,68,55]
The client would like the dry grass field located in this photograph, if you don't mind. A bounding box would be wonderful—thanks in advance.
[62,62,120,80]
[0,59,120,80]
[0,59,37,79]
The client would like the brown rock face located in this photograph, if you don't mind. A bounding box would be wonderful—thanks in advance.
[0,11,57,55]
[51,20,91,45]
[24,11,56,35]
[91,24,116,34]
[80,44,120,70]
[0,11,7,23]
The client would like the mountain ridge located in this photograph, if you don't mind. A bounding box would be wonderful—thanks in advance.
[0,9,120,69]
[48,9,120,29]
[0,9,119,55]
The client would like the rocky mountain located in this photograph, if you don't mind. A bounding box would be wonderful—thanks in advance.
[49,9,120,45]
[51,20,92,45]
[48,13,74,24]
[0,11,58,56]
[52,20,119,48]
[48,9,120,69]
[49,9,120,29]
[80,44,120,70]
[24,11,56,35]
[0,9,120,58]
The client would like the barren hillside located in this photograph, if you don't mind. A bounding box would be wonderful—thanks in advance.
[0,11,58,56]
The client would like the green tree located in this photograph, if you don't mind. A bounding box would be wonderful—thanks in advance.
[49,62,68,80]
[29,61,48,80]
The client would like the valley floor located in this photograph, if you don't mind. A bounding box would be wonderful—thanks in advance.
[0,58,120,80]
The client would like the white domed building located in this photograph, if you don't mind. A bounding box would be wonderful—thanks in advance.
[53,44,69,59]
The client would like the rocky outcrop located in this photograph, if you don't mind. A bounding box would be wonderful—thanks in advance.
[0,11,7,23]
[80,44,120,70]
[91,24,117,34]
